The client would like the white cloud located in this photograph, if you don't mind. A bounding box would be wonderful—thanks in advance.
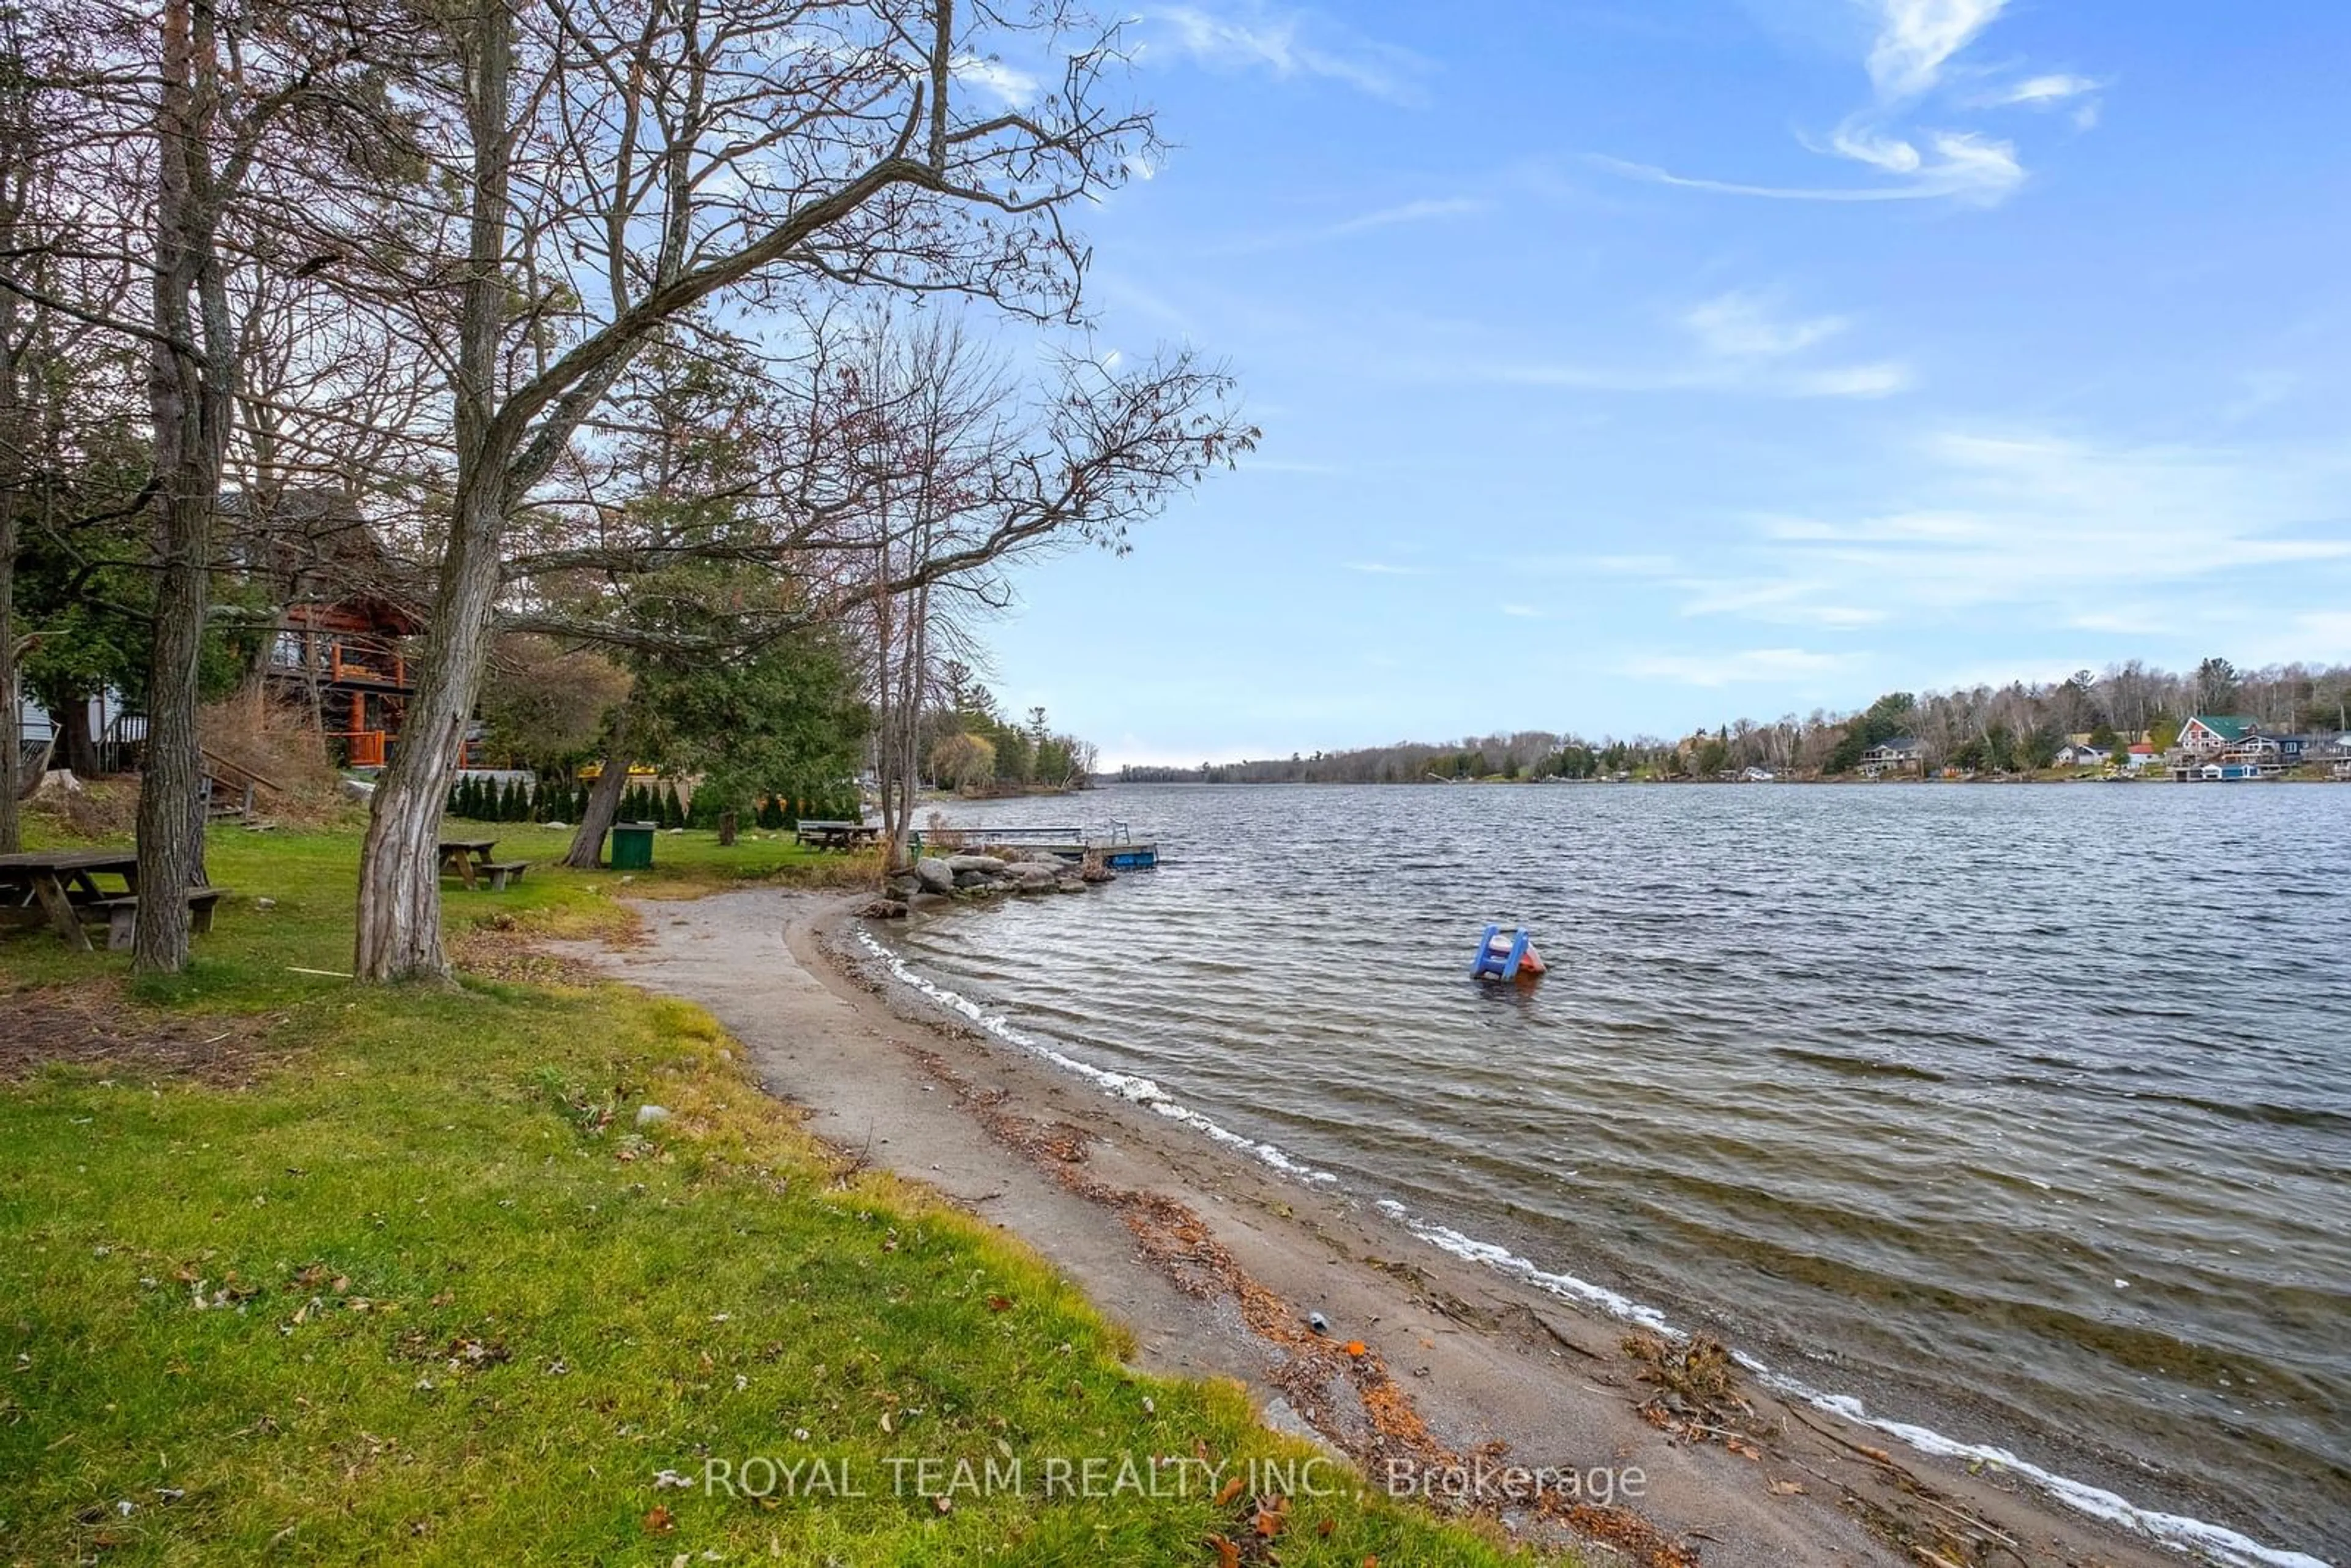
[1344,561,1422,576]
[1483,356,1908,399]
[1728,428,2351,621]
[1136,5,1426,104]
[1684,293,1847,357]
[1595,0,2061,208]
[1996,72,2101,106]
[1500,604,1543,618]
[1205,195,1487,256]
[951,55,1040,105]
[1621,648,1861,686]
[1594,132,2023,206]
[1464,290,1910,400]
[1790,361,1916,397]
[1325,197,1485,236]
[1865,0,2008,102]
[1676,577,1892,628]
[1588,553,1679,576]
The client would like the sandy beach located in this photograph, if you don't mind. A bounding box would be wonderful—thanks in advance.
[563,887,2212,1568]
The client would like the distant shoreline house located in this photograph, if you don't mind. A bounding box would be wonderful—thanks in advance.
[2165,714,2314,781]
[2175,715,2260,756]
[1859,737,1923,776]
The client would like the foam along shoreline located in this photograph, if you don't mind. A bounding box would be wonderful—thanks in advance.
[860,925,2336,1568]
[853,928,1340,1184]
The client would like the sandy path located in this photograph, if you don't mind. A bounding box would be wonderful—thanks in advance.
[566,888,2188,1568]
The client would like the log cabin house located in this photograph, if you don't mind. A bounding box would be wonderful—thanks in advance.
[233,489,436,770]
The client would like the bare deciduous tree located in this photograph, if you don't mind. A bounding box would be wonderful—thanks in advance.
[345,1,1230,978]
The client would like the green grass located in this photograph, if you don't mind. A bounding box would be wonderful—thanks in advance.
[0,825,1524,1566]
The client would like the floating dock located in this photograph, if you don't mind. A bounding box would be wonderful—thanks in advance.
[910,822,1159,869]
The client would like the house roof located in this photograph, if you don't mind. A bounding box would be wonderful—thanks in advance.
[2188,715,2257,741]
[223,488,428,634]
[1866,736,1920,751]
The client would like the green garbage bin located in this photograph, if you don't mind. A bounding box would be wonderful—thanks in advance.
[609,820,657,871]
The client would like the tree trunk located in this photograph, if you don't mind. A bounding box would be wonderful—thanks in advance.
[353,483,501,980]
[130,0,234,974]
[133,484,217,969]
[59,694,100,776]
[352,0,511,983]
[563,705,637,869]
[0,505,17,854]
[716,809,737,848]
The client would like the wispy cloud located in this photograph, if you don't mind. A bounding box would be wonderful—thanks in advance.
[1344,561,1423,576]
[1205,195,1487,256]
[1865,0,2007,101]
[1135,4,1428,105]
[1593,134,2022,205]
[1725,428,2351,621]
[1500,604,1544,618]
[1484,358,1911,398]
[1684,292,1847,357]
[951,54,1041,105]
[1327,197,1484,236]
[1991,72,2101,107]
[1675,577,1891,628]
[1595,0,2071,207]
[1466,291,1912,400]
[1621,647,1862,686]
[1588,553,1679,576]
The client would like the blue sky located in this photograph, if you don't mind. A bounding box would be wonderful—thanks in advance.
[969,2,2351,767]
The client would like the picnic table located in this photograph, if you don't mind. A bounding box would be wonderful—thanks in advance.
[0,849,227,952]
[438,838,531,892]
[793,819,881,850]
[0,849,140,951]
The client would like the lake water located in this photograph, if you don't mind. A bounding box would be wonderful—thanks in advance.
[869,782,2351,1561]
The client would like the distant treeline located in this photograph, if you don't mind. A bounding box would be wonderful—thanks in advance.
[1116,657,2351,783]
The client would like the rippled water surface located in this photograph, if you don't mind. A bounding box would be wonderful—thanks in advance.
[880,784,2351,1555]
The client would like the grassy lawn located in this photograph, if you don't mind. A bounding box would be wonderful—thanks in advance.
[0,824,1525,1566]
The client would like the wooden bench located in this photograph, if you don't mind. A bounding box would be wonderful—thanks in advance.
[478,860,531,892]
[92,887,230,951]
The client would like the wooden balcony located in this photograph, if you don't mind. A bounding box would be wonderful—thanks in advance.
[334,730,388,767]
